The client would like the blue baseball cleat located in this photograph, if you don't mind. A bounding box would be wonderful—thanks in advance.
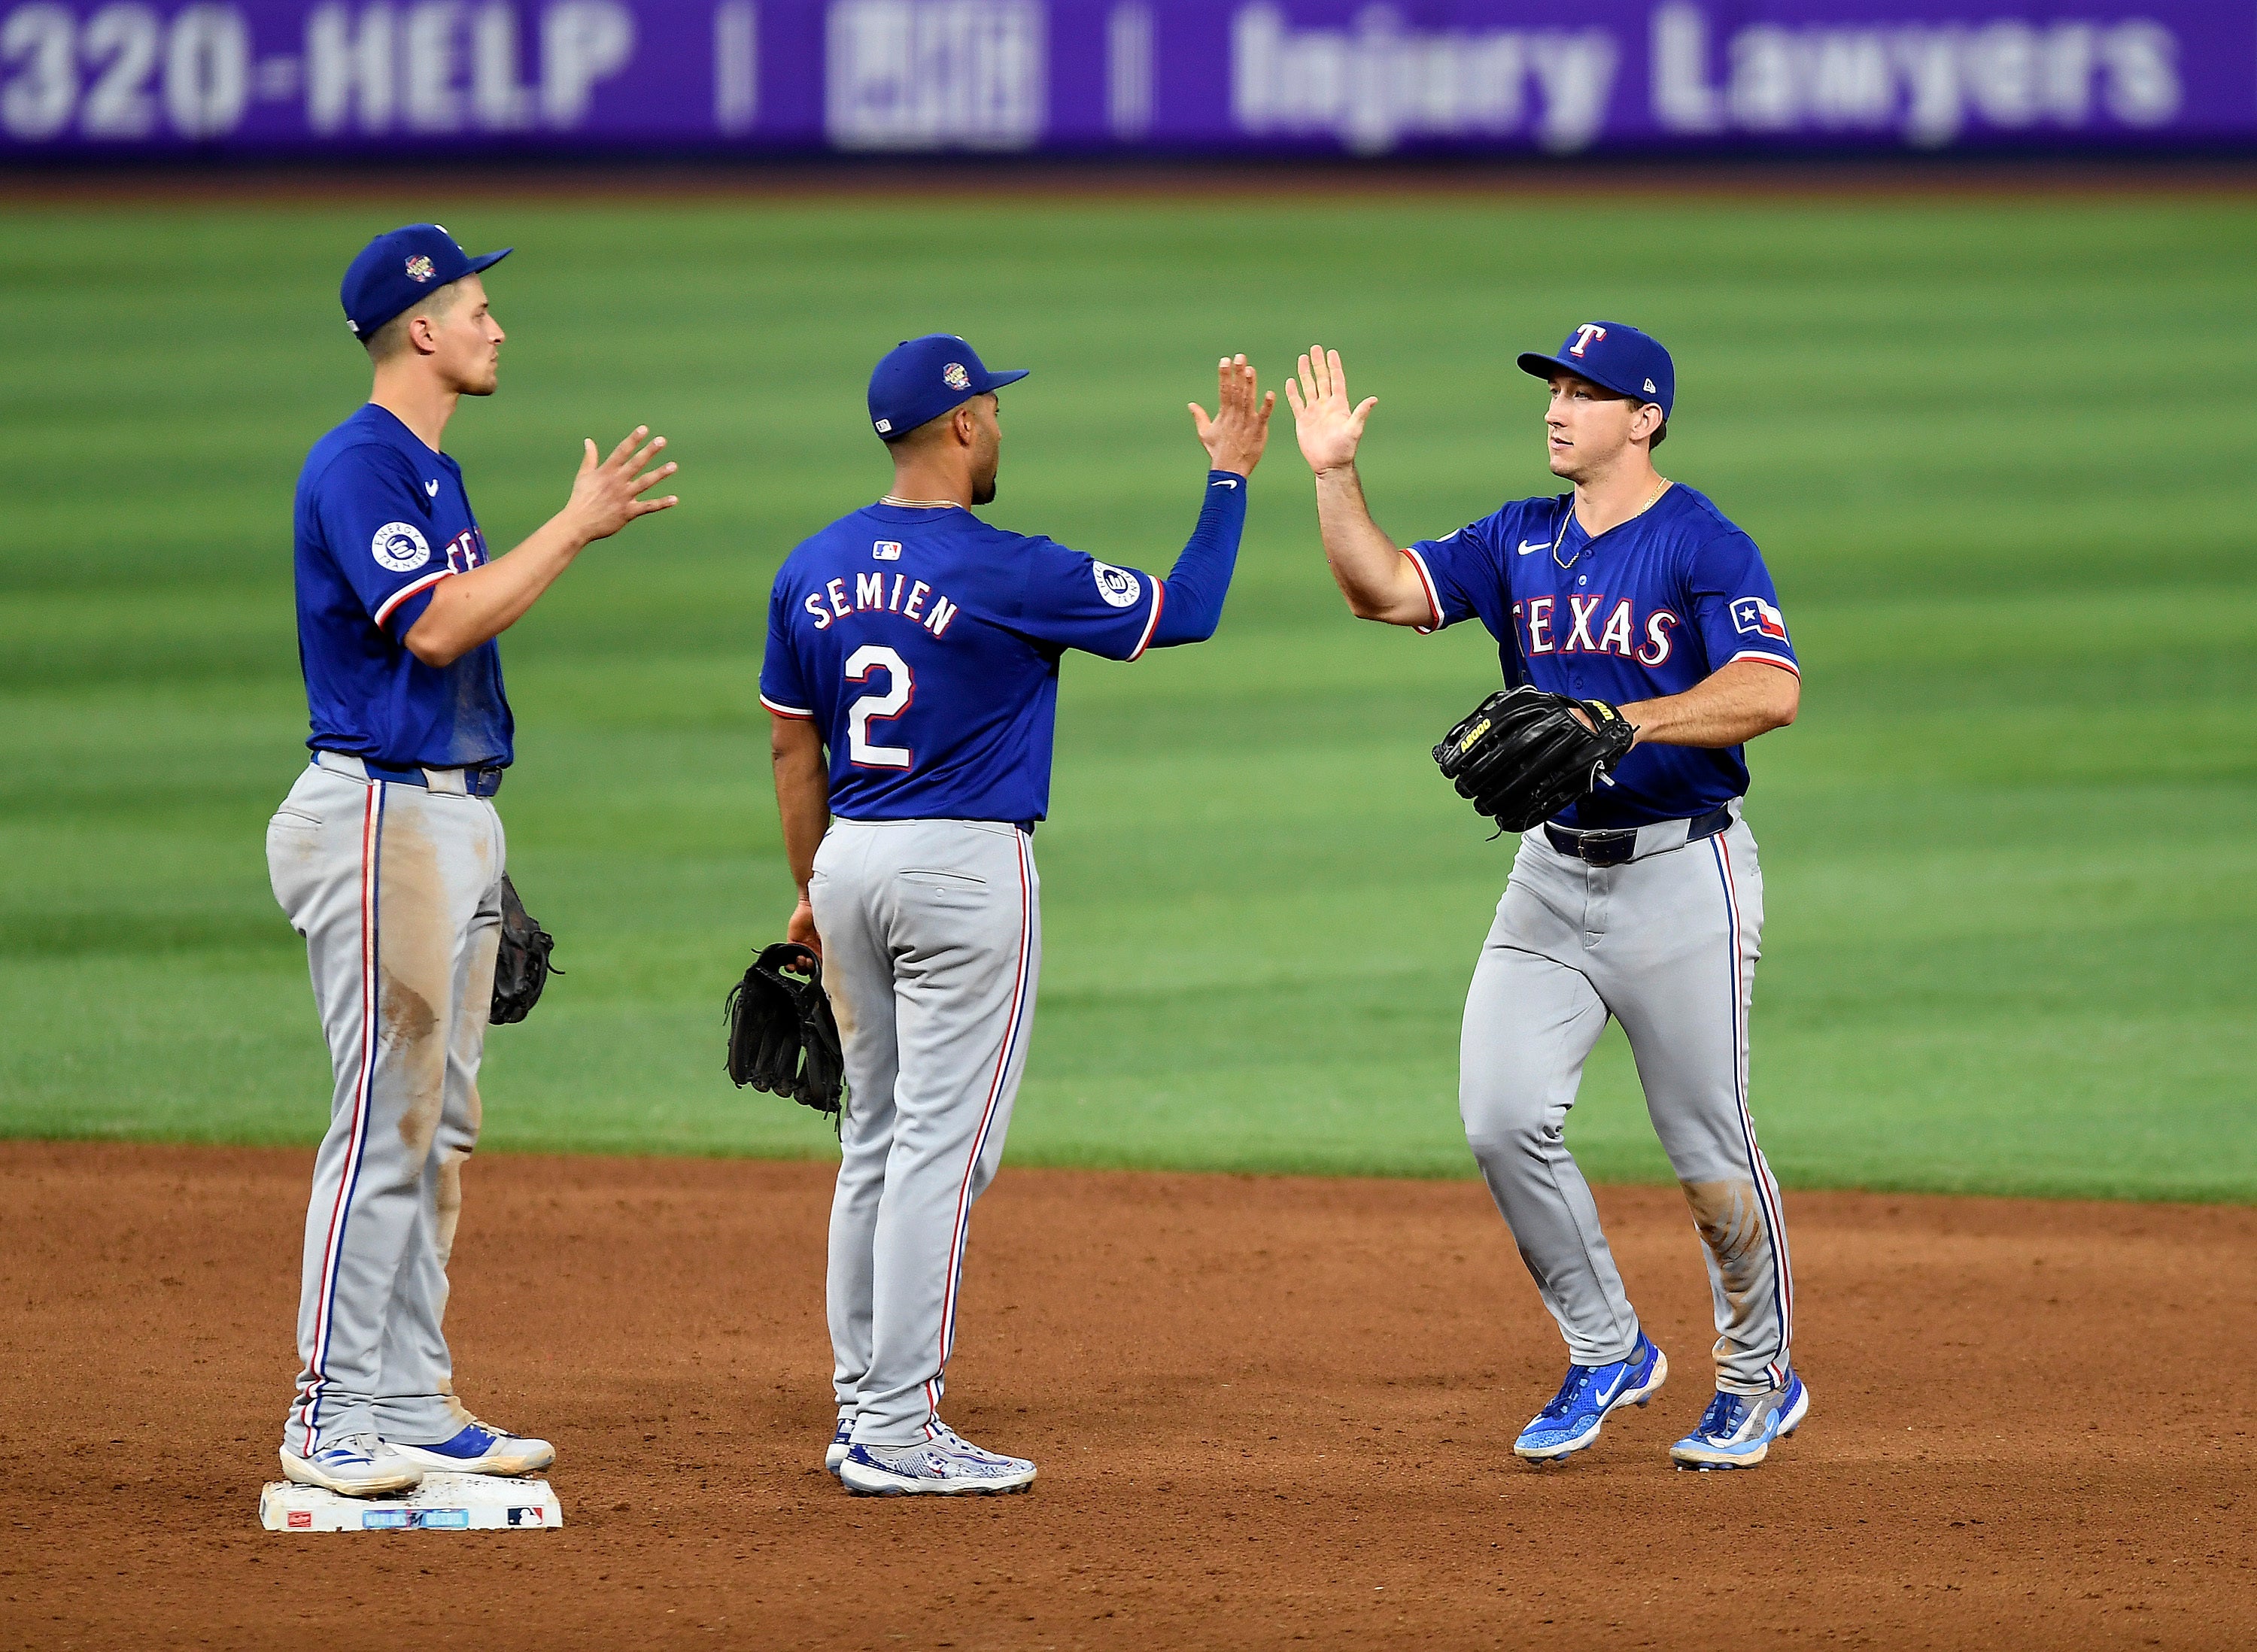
[825,1413,855,1478]
[391,1419,555,1477]
[1514,1332,1669,1462]
[1669,1372,1809,1470]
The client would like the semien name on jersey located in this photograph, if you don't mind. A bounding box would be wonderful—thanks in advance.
[803,571,961,639]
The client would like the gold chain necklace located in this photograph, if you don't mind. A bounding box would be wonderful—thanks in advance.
[1556,477,1671,569]
[880,493,961,510]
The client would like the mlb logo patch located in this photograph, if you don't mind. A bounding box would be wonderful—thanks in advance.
[1730,597,1788,642]
[873,540,901,560]
[404,254,436,283]
[942,362,971,391]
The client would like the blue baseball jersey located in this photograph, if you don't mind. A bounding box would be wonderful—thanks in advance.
[1405,483,1797,829]
[759,503,1168,824]
[291,404,512,770]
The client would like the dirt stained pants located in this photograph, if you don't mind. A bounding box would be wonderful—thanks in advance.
[1460,808,1794,1395]
[812,817,1040,1447]
[266,752,503,1454]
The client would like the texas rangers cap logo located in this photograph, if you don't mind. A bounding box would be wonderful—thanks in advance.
[404,254,436,283]
[942,362,971,391]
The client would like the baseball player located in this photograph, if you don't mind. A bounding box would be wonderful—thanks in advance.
[269,224,677,1497]
[761,336,1273,1495]
[1285,325,1807,1469]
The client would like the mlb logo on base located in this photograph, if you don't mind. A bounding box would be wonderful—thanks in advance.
[1731,596,1788,642]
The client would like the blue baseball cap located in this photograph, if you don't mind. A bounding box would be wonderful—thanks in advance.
[341,223,512,341]
[1518,321,1675,419]
[867,335,1028,441]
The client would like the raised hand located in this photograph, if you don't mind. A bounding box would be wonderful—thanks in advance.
[1188,354,1277,478]
[1283,345,1378,476]
[563,426,679,544]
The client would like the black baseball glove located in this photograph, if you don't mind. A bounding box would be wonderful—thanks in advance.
[726,942,845,1122]
[1433,685,1638,834]
[489,874,560,1025]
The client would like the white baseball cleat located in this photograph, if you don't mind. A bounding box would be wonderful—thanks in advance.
[826,1414,855,1478]
[390,1420,556,1477]
[837,1424,1036,1496]
[280,1433,425,1498]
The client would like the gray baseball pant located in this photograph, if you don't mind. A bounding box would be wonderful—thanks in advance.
[810,817,1040,1447]
[1460,808,1795,1395]
[266,752,503,1455]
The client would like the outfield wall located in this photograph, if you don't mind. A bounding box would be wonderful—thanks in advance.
[0,0,2248,158]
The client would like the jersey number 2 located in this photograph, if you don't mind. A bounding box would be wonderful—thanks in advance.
[844,645,913,770]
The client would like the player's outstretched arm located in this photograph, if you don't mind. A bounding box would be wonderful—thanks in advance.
[1283,345,1430,628]
[1145,357,1271,649]
[403,427,679,667]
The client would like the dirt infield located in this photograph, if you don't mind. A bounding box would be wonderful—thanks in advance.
[2,1143,2250,1650]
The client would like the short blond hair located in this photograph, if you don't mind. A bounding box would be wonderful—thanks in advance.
[361,277,467,363]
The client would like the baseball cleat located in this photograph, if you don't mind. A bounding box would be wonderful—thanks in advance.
[390,1420,556,1477]
[826,1414,855,1478]
[837,1424,1036,1497]
[279,1433,425,1498]
[1514,1332,1669,1462]
[1669,1371,1809,1470]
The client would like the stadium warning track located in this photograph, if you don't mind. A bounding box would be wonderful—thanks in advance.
[2,1141,2251,1650]
[3,158,2257,208]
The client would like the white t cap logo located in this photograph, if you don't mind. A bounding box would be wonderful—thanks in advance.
[1569,323,1607,357]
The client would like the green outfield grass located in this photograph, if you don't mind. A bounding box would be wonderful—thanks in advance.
[2,192,2251,1201]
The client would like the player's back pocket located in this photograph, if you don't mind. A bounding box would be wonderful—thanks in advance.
[898,868,988,893]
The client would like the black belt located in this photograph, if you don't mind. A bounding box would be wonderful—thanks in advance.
[330,754,506,797]
[1544,802,1731,867]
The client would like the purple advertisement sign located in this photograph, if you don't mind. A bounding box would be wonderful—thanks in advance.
[0,0,2246,155]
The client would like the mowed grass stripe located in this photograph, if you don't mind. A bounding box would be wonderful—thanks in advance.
[0,196,2249,1201]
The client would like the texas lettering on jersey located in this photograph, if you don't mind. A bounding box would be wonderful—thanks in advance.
[442,527,488,575]
[1514,594,1684,665]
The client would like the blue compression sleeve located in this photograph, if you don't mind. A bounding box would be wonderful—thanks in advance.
[1148,472,1248,648]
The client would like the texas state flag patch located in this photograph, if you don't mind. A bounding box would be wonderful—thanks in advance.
[1730,596,1788,642]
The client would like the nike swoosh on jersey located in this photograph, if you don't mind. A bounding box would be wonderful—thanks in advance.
[1211,477,1239,489]
[1517,539,1546,554]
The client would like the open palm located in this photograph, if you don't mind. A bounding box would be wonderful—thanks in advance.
[1284,345,1378,475]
